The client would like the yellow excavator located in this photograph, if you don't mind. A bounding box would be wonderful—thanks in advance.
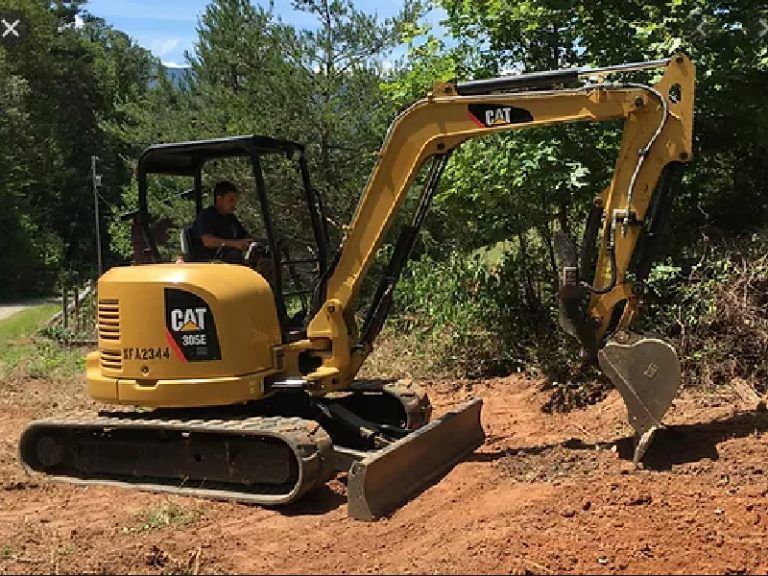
[20,53,694,520]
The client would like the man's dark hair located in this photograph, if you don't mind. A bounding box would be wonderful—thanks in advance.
[213,180,238,200]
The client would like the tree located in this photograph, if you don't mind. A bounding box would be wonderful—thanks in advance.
[0,0,156,298]
[283,0,424,227]
[437,0,768,241]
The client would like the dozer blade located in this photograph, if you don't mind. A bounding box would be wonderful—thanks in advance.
[598,332,681,463]
[346,398,484,521]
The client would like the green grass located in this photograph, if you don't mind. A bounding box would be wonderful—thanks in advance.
[122,502,204,533]
[0,303,85,379]
[0,544,13,560]
[0,304,58,348]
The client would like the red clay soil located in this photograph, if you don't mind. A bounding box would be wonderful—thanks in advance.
[1,371,767,574]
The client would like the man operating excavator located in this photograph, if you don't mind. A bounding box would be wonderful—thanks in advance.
[194,180,255,263]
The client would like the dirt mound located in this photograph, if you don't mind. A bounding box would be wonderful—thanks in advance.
[497,438,618,483]
[541,379,611,413]
[1,373,767,574]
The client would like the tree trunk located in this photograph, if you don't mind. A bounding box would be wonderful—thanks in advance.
[558,189,570,236]
[538,221,560,288]
[517,230,540,313]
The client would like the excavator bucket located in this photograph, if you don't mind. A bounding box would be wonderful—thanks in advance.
[598,332,681,463]
[346,398,484,520]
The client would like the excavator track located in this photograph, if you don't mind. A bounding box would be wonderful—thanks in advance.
[18,386,484,519]
[19,411,335,506]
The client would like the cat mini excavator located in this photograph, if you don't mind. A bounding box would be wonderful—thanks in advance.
[20,53,694,520]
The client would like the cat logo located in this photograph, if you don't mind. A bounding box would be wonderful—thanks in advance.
[485,107,514,126]
[164,288,221,362]
[468,104,534,128]
[170,308,206,332]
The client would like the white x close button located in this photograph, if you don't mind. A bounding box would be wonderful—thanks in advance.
[0,11,27,46]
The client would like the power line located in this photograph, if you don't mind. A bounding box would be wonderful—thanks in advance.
[92,155,103,276]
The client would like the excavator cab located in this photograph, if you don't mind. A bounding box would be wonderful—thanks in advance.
[132,135,331,335]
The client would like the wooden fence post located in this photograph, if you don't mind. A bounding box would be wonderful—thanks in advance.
[73,286,80,332]
[62,284,69,331]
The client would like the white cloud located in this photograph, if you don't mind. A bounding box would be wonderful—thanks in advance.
[151,38,180,58]
[162,61,190,69]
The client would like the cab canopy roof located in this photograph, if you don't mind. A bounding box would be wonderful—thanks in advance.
[137,135,305,177]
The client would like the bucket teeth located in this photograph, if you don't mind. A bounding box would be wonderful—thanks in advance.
[598,332,681,463]
[633,426,659,465]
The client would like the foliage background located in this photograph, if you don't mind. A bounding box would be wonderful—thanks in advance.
[2,0,767,393]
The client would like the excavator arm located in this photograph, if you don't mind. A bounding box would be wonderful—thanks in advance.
[306,53,695,460]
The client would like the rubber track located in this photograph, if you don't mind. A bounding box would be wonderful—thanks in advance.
[19,411,335,506]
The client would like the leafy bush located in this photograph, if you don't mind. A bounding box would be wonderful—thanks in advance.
[389,248,577,379]
[0,304,85,381]
[640,233,768,391]
[380,229,768,407]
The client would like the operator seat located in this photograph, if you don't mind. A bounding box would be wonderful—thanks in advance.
[179,227,205,262]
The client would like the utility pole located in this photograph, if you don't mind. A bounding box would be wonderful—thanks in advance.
[91,155,103,276]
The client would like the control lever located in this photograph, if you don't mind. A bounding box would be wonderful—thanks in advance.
[245,241,259,262]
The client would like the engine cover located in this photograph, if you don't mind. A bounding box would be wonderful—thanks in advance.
[87,263,282,407]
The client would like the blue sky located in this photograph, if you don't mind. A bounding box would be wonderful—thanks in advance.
[84,0,448,68]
